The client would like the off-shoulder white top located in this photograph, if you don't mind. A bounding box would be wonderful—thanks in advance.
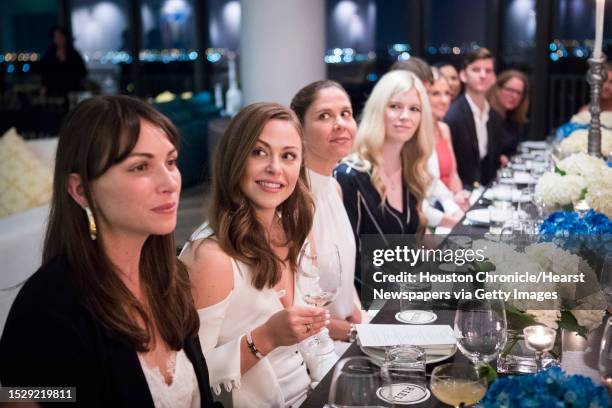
[181,224,313,408]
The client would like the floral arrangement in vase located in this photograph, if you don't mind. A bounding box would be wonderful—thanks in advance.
[535,153,612,217]
[482,366,610,408]
[555,111,612,157]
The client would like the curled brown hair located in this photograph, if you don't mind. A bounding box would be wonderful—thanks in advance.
[208,102,314,290]
[488,69,530,125]
[44,95,198,352]
[290,80,349,125]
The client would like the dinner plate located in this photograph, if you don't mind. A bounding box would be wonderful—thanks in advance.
[521,141,548,150]
[483,188,530,203]
[465,208,490,225]
[395,311,438,324]
[359,342,457,366]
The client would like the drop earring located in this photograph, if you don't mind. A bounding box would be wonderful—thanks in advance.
[85,207,97,240]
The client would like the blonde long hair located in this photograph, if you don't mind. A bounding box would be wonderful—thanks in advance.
[349,70,432,232]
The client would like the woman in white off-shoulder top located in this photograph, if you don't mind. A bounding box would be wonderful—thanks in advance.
[180,103,328,407]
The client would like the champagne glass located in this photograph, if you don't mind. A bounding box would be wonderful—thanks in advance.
[454,298,508,368]
[328,356,388,407]
[297,240,341,342]
[599,316,612,393]
[430,363,487,408]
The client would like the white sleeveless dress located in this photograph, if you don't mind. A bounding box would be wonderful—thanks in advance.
[181,224,313,408]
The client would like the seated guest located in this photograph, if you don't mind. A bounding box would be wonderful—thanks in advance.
[335,70,431,291]
[444,47,503,187]
[391,58,464,227]
[180,103,327,407]
[488,69,530,165]
[290,81,362,346]
[580,62,612,113]
[429,67,470,210]
[0,96,215,407]
[435,62,462,100]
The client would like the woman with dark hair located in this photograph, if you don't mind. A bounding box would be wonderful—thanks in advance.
[435,62,461,100]
[0,96,215,407]
[291,80,362,348]
[488,69,530,164]
[40,25,87,98]
[180,103,327,407]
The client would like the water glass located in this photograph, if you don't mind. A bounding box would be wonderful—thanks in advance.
[488,203,513,235]
[328,356,388,407]
[454,298,508,367]
[599,316,612,393]
[380,346,429,405]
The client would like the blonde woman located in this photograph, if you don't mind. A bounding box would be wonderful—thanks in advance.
[335,70,432,292]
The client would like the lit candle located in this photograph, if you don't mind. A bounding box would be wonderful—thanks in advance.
[594,0,605,59]
[523,325,556,352]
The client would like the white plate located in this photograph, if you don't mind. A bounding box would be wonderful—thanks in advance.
[521,141,548,149]
[512,172,535,184]
[359,343,457,366]
[484,189,530,203]
[395,311,438,324]
[465,208,490,225]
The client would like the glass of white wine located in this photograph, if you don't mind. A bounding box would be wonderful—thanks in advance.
[297,241,341,341]
[430,363,487,408]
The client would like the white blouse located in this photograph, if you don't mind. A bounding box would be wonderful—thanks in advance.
[423,151,461,227]
[138,350,200,408]
[307,168,357,320]
[181,224,312,408]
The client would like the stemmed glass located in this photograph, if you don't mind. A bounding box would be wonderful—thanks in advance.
[454,298,508,368]
[599,316,612,393]
[430,363,487,408]
[297,240,341,342]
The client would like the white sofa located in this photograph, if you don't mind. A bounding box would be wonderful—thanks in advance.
[0,137,57,336]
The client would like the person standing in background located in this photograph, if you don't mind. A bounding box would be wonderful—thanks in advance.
[40,26,87,99]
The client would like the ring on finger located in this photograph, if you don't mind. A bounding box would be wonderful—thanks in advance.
[305,323,312,333]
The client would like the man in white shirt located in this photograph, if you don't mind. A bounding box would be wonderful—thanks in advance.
[444,48,503,187]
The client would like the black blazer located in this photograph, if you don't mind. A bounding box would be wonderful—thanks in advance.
[444,94,502,187]
[0,256,217,408]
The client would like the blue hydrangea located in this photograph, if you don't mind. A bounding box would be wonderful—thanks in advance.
[481,367,611,408]
[539,210,612,254]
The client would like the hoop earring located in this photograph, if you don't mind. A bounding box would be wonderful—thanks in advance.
[85,207,97,241]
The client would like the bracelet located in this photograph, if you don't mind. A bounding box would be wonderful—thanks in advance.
[245,331,263,359]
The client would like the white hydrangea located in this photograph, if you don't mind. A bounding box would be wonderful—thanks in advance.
[585,168,612,217]
[570,111,612,128]
[525,309,560,330]
[535,172,586,206]
[557,152,607,179]
[571,308,606,332]
[559,128,612,157]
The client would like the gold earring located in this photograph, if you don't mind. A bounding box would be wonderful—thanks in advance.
[85,207,97,241]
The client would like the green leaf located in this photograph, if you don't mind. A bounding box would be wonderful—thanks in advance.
[468,261,496,273]
[559,311,588,338]
[506,305,537,331]
[578,187,587,201]
[555,166,566,176]
[478,363,498,383]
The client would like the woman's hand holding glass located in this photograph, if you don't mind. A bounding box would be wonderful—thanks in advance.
[256,306,329,352]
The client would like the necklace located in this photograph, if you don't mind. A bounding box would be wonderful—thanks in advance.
[382,167,402,191]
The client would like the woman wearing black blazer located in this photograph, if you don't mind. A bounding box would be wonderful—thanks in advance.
[0,96,216,407]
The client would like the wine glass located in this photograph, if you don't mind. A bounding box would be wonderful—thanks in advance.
[599,316,612,393]
[600,254,612,311]
[454,298,508,368]
[430,363,487,408]
[328,356,388,407]
[297,240,341,342]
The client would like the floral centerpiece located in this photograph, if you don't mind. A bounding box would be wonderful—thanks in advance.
[539,210,612,256]
[482,367,610,408]
[535,153,612,217]
[555,111,612,157]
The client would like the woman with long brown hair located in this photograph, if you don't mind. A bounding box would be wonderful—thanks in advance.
[0,96,214,407]
[335,70,432,294]
[488,69,530,165]
[180,103,327,407]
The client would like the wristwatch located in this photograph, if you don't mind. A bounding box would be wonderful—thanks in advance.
[348,323,358,343]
